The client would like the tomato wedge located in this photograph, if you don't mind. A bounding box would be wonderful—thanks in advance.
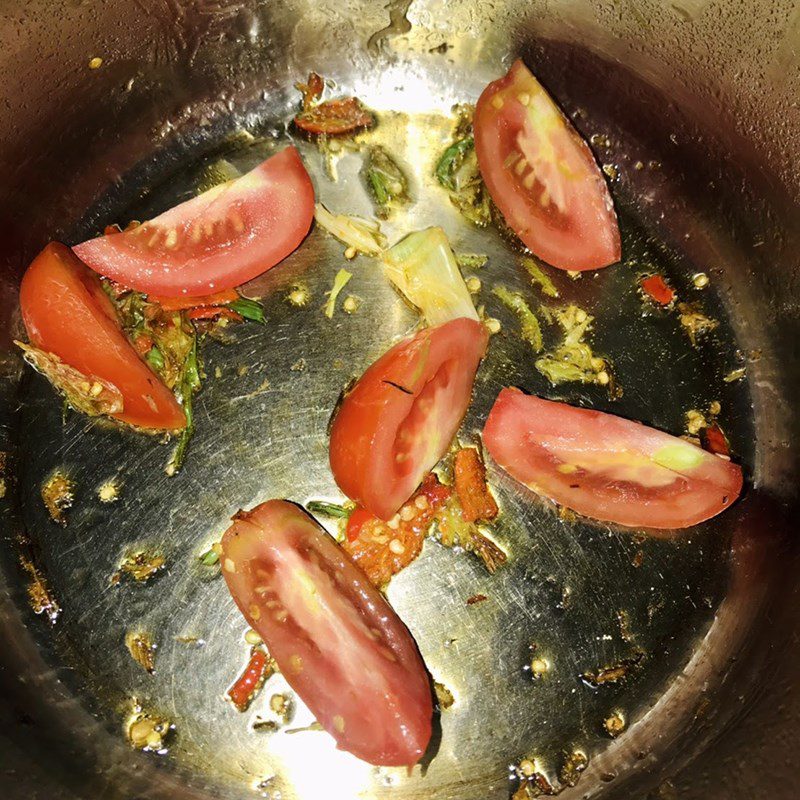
[483,389,743,529]
[474,60,621,271]
[73,147,315,296]
[220,501,433,766]
[329,318,488,520]
[19,243,185,430]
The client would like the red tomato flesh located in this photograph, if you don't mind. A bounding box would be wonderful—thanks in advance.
[221,500,433,766]
[483,389,743,529]
[329,318,488,520]
[474,60,621,271]
[73,147,315,297]
[20,243,185,430]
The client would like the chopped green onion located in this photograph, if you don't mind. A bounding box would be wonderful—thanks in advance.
[324,269,353,318]
[199,548,220,566]
[306,501,350,518]
[363,146,408,215]
[167,337,201,475]
[522,258,560,298]
[492,286,543,352]
[455,253,489,270]
[435,136,474,190]
[228,298,266,324]
[145,345,165,372]
[382,227,478,326]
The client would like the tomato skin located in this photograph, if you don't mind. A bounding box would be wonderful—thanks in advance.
[345,507,373,543]
[73,147,315,296]
[640,275,675,305]
[221,501,433,766]
[329,318,488,520]
[474,60,621,271]
[20,243,185,430]
[483,389,743,529]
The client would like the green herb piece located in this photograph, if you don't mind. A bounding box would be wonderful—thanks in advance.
[362,146,408,216]
[306,501,350,519]
[324,269,353,318]
[199,548,220,566]
[228,298,266,324]
[435,136,475,191]
[492,286,543,352]
[145,345,165,372]
[383,228,478,326]
[522,258,560,298]
[455,253,489,270]
[167,336,202,476]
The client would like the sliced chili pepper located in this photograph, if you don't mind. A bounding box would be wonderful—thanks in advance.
[342,474,450,588]
[640,275,675,306]
[702,422,730,458]
[187,306,243,322]
[151,288,239,312]
[227,649,272,712]
[296,72,325,111]
[454,448,499,522]
[294,97,375,136]
[345,507,374,543]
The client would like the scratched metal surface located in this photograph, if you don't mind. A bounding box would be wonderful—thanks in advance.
[3,1,795,799]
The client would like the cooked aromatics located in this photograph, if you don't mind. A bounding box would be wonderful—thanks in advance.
[559,750,589,788]
[41,470,75,525]
[342,475,451,588]
[535,305,612,388]
[435,499,507,573]
[113,550,166,584]
[165,337,201,476]
[228,649,275,712]
[492,286,543,352]
[362,145,409,216]
[314,204,387,256]
[640,274,675,306]
[125,630,157,674]
[453,447,499,522]
[324,269,353,318]
[18,343,124,418]
[435,136,492,226]
[724,366,746,383]
[382,227,478,325]
[678,302,718,345]
[523,258,560,298]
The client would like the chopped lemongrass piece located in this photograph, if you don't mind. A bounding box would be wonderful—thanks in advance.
[492,286,543,352]
[324,269,353,318]
[522,258,560,298]
[382,227,478,326]
[228,298,266,324]
[314,204,387,256]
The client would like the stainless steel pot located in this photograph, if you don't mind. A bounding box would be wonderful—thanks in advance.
[0,1,798,799]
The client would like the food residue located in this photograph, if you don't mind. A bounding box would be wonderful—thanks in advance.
[112,549,166,584]
[453,447,499,522]
[41,470,75,524]
[21,556,60,624]
[678,302,718,345]
[466,593,488,605]
[125,630,157,674]
[434,681,455,709]
[97,479,120,503]
[580,653,645,688]
[603,711,626,738]
[126,704,173,752]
